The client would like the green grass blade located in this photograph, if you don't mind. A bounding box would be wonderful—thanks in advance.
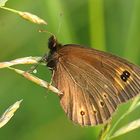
[110,118,140,139]
[88,0,106,50]
[124,0,140,63]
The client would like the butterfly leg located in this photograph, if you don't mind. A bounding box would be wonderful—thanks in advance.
[47,70,63,96]
[25,56,47,73]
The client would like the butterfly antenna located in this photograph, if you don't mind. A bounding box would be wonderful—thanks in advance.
[56,12,63,36]
[38,29,56,38]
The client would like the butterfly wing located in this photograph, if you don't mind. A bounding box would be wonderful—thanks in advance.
[52,45,140,126]
[72,46,140,103]
[97,52,140,103]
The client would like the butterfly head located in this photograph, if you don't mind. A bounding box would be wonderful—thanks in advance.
[44,36,62,70]
[48,35,57,51]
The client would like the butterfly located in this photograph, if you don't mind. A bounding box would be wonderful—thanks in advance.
[44,35,140,126]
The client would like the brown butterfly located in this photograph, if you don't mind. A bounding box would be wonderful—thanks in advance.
[44,35,140,126]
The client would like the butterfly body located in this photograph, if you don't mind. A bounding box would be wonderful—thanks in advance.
[45,35,140,126]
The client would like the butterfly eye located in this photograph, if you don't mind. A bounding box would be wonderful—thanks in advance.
[120,70,130,82]
[80,110,85,116]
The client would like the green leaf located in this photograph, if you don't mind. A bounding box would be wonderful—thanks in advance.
[111,118,140,139]
[0,0,8,7]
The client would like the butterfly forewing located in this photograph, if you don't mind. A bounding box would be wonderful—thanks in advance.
[58,45,140,103]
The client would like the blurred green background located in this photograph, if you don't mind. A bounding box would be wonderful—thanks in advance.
[0,0,140,140]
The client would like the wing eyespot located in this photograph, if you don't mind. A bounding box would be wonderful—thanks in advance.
[120,70,130,82]
[102,93,108,98]
[80,110,85,116]
[99,100,105,107]
[93,110,97,114]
